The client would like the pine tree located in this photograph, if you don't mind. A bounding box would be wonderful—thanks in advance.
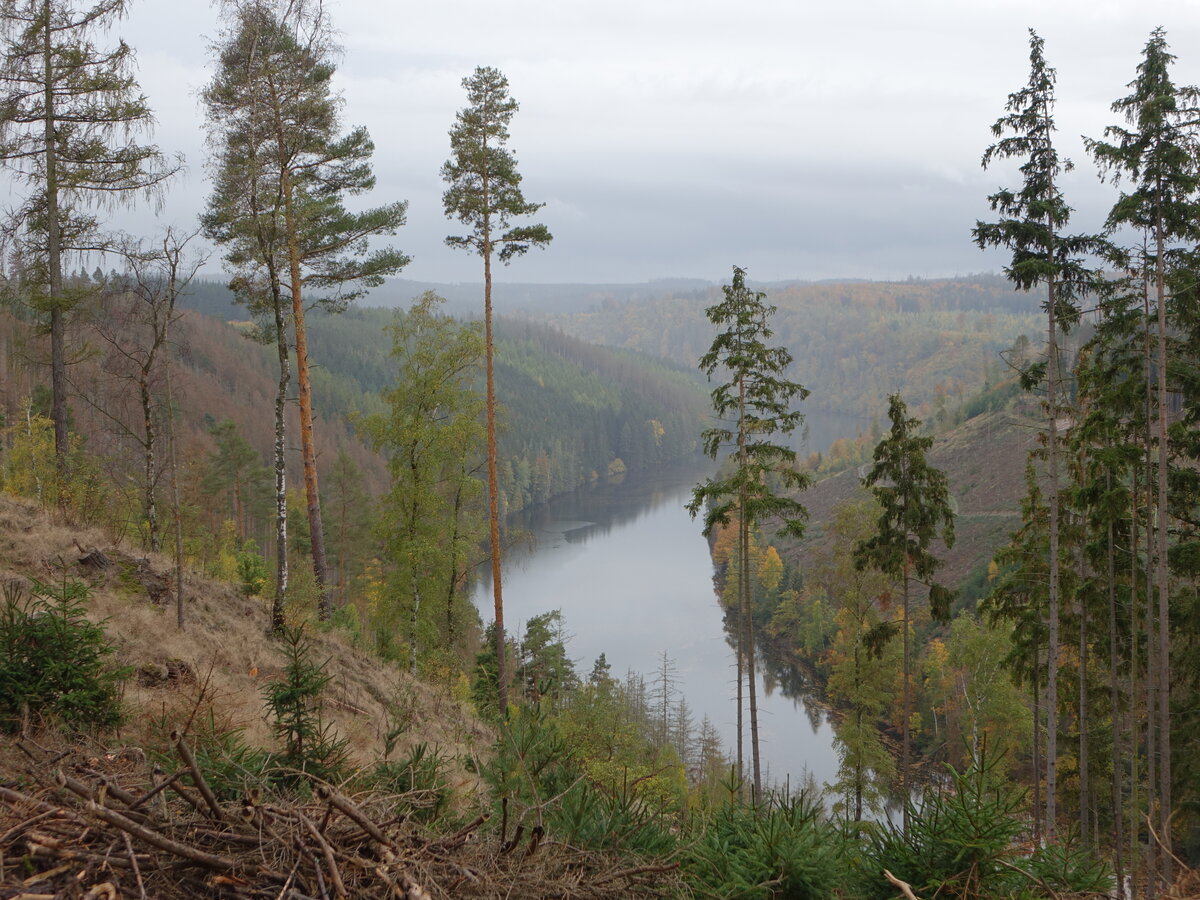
[203,0,408,625]
[442,65,551,714]
[973,30,1105,837]
[688,265,809,804]
[0,0,175,478]
[854,393,954,833]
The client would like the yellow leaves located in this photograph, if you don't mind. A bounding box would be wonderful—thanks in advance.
[759,545,783,596]
[646,418,665,445]
[711,519,737,567]
[3,402,54,501]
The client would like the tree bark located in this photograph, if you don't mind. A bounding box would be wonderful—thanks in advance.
[901,555,911,835]
[271,292,290,634]
[42,0,67,482]
[1045,226,1061,842]
[1108,514,1124,890]
[277,138,331,621]
[1153,205,1172,882]
[139,373,160,552]
[482,176,508,715]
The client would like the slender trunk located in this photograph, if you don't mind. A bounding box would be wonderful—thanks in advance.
[408,472,421,673]
[140,373,160,552]
[409,571,421,676]
[737,367,761,804]
[1032,650,1042,846]
[234,477,245,543]
[1129,467,1141,898]
[445,475,467,645]
[1046,270,1061,841]
[743,501,761,804]
[854,645,864,823]
[1108,513,1124,892]
[271,292,289,634]
[166,359,185,630]
[482,183,507,715]
[279,163,330,620]
[1078,567,1089,842]
[1153,207,1172,880]
[42,1,67,483]
[1143,277,1158,896]
[735,585,744,798]
[901,556,911,835]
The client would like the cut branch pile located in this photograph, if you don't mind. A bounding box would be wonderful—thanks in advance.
[0,737,680,899]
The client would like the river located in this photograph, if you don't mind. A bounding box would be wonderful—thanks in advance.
[471,457,841,795]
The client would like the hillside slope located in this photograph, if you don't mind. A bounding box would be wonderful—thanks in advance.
[0,492,483,763]
[783,406,1037,592]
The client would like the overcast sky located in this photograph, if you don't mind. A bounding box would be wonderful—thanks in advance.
[53,0,1200,284]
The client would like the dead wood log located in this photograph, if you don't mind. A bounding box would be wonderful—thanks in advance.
[884,868,922,900]
[85,801,239,871]
[171,730,225,823]
[315,787,394,850]
[294,809,346,900]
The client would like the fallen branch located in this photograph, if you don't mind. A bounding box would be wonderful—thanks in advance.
[317,787,394,850]
[86,801,238,871]
[295,808,347,900]
[884,868,922,900]
[172,730,226,823]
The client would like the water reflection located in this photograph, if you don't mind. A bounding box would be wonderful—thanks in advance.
[471,457,842,795]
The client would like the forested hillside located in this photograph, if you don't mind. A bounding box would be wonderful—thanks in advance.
[529,273,1044,430]
[0,289,706,545]
[9,0,1200,896]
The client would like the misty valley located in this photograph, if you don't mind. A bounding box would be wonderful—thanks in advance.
[1,4,1199,899]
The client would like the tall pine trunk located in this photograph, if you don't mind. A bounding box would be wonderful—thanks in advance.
[270,289,290,634]
[481,183,508,715]
[272,94,330,620]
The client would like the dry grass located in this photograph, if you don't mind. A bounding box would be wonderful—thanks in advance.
[0,492,491,778]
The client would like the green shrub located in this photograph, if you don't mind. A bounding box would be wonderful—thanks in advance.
[262,626,348,787]
[682,792,842,899]
[371,742,452,821]
[0,577,127,733]
[852,746,1112,899]
[153,712,273,802]
[235,545,268,597]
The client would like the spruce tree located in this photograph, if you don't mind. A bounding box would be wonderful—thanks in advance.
[973,30,1105,837]
[688,265,809,804]
[442,65,552,714]
[854,393,954,833]
[0,0,174,479]
[1086,30,1200,872]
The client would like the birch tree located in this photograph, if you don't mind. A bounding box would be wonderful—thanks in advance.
[203,0,408,625]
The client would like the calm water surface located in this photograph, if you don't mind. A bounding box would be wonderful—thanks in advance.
[471,457,840,793]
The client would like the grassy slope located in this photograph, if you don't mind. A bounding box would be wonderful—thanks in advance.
[0,492,487,771]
